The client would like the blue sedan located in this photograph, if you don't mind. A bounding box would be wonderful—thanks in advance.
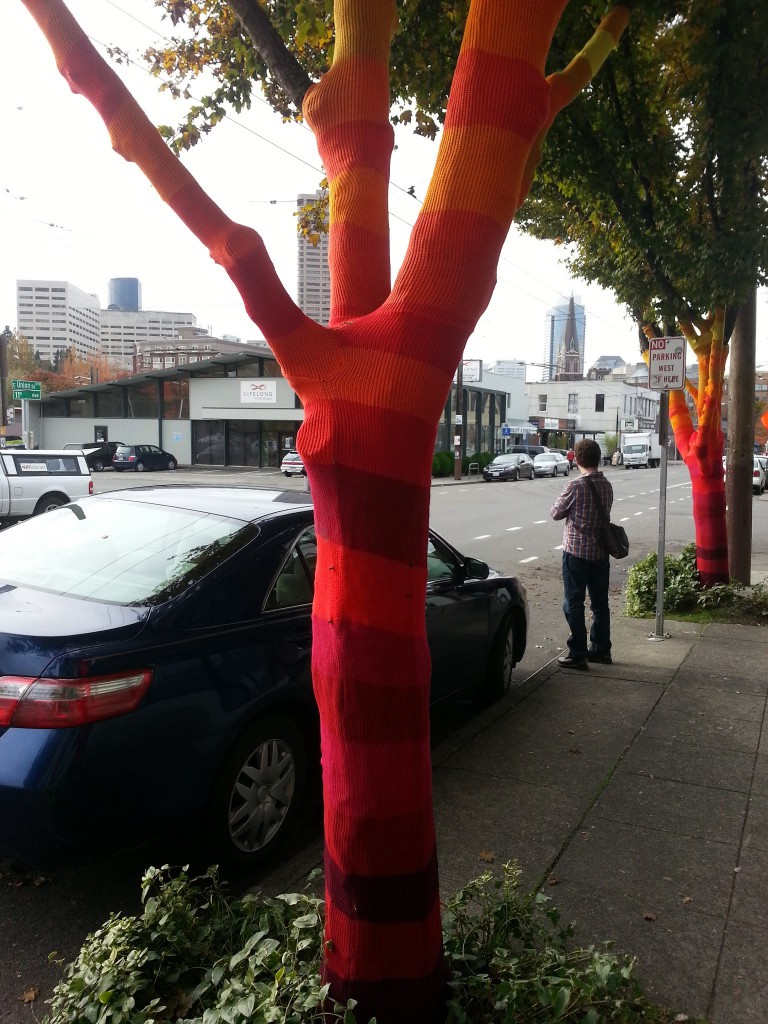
[0,487,528,869]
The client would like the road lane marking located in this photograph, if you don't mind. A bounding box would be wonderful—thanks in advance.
[619,517,630,522]
[473,534,491,540]
[519,556,538,563]
[506,526,522,531]
[534,519,547,524]
[634,511,644,515]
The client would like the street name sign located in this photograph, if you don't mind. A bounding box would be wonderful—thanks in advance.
[11,379,42,401]
[647,337,686,391]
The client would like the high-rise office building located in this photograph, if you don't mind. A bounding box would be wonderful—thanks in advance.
[108,277,142,312]
[16,279,101,363]
[296,190,331,326]
[100,307,201,367]
[545,296,585,380]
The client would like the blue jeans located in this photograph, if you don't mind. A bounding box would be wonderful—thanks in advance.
[561,552,611,661]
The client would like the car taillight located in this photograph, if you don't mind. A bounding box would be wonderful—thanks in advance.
[89,480,94,494]
[0,670,152,728]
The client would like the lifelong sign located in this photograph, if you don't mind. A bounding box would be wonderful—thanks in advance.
[647,336,686,391]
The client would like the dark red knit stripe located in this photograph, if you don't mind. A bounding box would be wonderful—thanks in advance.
[323,949,448,1024]
[306,400,440,483]
[322,800,438,876]
[319,119,394,180]
[312,617,431,692]
[444,50,548,141]
[696,544,729,564]
[325,845,439,923]
[311,467,430,566]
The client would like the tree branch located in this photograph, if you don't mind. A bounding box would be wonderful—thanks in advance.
[225,0,313,109]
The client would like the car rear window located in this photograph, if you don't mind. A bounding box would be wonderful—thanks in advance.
[2,453,83,475]
[0,497,255,605]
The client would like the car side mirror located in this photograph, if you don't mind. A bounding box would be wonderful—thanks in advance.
[464,556,490,580]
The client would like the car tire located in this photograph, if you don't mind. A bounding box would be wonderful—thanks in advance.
[511,469,519,482]
[207,715,306,870]
[283,471,292,477]
[480,616,515,704]
[135,462,146,472]
[167,459,177,470]
[34,493,67,515]
[92,459,104,472]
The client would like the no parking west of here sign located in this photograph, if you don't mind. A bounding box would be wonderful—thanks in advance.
[647,336,686,391]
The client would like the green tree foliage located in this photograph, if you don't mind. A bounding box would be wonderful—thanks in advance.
[516,1,768,329]
[130,0,470,152]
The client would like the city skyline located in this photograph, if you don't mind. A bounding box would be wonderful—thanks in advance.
[2,2,766,378]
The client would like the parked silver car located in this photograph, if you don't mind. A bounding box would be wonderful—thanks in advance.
[533,452,571,477]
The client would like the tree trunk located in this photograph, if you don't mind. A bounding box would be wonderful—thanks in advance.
[726,290,756,585]
[684,443,728,586]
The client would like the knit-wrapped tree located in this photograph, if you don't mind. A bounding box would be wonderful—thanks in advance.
[642,312,729,586]
[21,1,631,1019]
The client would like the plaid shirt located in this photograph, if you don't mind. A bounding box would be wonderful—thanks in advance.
[550,470,614,561]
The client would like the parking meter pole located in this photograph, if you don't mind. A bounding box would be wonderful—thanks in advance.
[453,358,463,481]
[651,390,670,640]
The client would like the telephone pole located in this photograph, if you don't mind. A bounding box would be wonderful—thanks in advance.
[0,326,11,437]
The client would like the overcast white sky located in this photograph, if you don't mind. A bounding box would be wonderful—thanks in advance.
[3,1,766,378]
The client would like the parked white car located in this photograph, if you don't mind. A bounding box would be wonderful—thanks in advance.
[722,456,766,495]
[532,452,571,477]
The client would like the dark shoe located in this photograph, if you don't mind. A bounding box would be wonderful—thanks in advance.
[558,655,589,671]
[587,650,613,664]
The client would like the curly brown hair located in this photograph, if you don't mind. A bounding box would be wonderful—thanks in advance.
[574,439,601,469]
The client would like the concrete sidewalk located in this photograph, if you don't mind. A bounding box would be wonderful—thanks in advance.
[431,615,768,1023]
[261,612,767,1022]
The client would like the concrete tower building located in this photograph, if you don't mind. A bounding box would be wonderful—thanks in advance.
[16,279,101,363]
[296,191,331,326]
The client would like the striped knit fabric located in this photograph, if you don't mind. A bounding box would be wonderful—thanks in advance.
[23,2,630,1018]
[643,315,729,586]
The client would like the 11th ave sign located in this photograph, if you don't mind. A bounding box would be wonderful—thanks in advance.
[11,379,42,401]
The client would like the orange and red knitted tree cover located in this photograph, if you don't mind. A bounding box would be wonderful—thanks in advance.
[20,1,631,1019]
[643,315,729,587]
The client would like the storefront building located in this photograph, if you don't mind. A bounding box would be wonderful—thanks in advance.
[28,353,520,465]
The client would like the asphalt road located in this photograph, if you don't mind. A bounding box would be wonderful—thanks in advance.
[2,462,765,1022]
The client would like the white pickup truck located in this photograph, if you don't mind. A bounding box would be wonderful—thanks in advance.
[0,449,93,521]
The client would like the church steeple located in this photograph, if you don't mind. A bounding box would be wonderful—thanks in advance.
[556,295,582,381]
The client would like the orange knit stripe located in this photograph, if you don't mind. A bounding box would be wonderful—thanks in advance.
[421,126,534,222]
[329,168,391,235]
[462,0,568,70]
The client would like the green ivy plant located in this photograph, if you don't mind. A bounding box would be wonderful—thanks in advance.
[43,862,689,1024]
[626,543,768,623]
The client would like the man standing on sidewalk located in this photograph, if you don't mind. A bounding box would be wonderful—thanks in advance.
[550,439,613,670]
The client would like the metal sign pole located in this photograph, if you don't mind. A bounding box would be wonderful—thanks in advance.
[21,400,29,448]
[650,389,670,640]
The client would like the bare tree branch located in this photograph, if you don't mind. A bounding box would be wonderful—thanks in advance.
[226,0,313,109]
